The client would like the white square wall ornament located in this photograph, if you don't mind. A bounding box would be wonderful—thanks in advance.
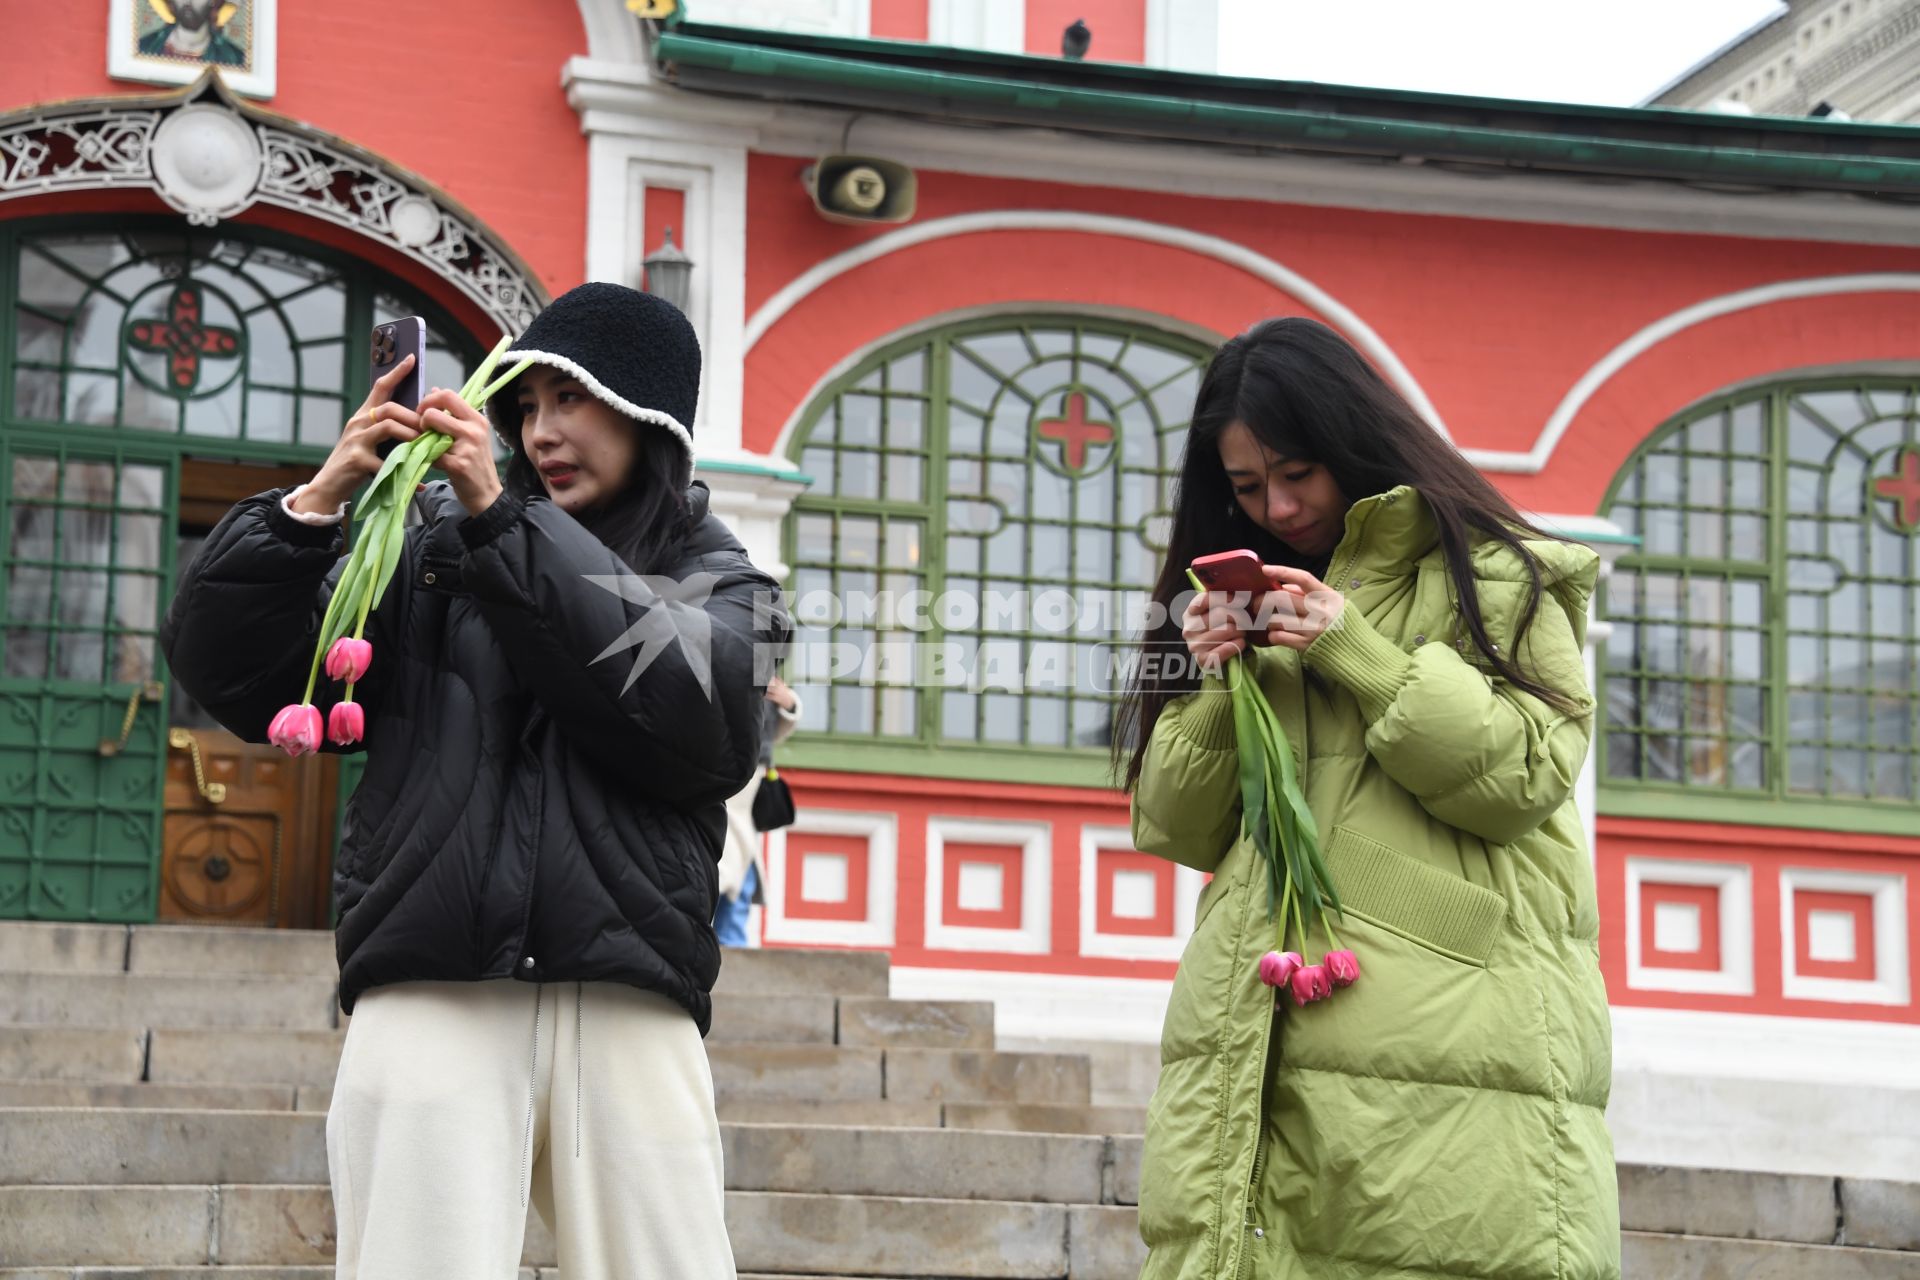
[1625,857,1755,997]
[762,808,897,949]
[1079,823,1205,963]
[924,817,1053,956]
[1780,868,1910,1007]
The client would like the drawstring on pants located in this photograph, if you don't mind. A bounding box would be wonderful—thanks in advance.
[521,984,543,1208]
[575,982,584,1159]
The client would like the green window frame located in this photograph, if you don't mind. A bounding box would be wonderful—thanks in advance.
[1599,377,1920,835]
[779,316,1212,788]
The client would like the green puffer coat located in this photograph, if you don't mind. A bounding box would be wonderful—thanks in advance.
[1131,485,1619,1280]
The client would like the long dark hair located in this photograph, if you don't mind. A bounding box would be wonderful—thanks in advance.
[1112,316,1579,792]
[488,391,692,574]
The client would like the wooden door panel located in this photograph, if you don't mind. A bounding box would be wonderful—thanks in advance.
[162,726,336,929]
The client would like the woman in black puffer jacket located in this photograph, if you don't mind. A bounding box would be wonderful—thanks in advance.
[161,284,785,1280]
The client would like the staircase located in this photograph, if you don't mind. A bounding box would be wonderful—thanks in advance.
[1,921,1917,1278]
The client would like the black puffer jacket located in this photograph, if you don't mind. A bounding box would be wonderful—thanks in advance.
[160,480,789,1032]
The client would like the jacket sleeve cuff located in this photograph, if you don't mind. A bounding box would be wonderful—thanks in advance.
[458,491,527,551]
[1304,606,1414,722]
[1161,668,1238,751]
[263,488,347,550]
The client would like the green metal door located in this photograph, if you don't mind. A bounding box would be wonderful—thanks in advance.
[0,434,176,920]
[0,216,487,922]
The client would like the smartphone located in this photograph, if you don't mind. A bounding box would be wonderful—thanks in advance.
[1190,549,1272,597]
[369,316,426,458]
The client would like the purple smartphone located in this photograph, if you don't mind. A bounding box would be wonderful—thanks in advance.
[369,316,426,457]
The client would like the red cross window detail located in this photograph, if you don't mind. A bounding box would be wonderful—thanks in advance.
[1035,391,1115,473]
[126,284,241,393]
[1873,446,1920,533]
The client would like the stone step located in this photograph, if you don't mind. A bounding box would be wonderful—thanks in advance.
[0,923,894,997]
[1621,1231,1920,1278]
[708,993,837,1045]
[0,1109,1133,1208]
[713,947,890,999]
[0,1186,1104,1277]
[0,976,338,1032]
[0,1028,146,1084]
[0,1083,300,1112]
[944,1103,1147,1136]
[0,925,128,975]
[882,1048,1092,1107]
[717,1098,944,1128]
[0,1272,545,1280]
[708,996,994,1049]
[835,998,994,1050]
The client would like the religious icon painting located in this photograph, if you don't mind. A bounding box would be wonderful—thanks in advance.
[107,0,277,98]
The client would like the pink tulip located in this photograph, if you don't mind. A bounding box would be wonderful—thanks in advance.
[1258,951,1304,988]
[325,637,374,683]
[268,703,324,757]
[1325,950,1360,988]
[1289,963,1333,1008]
[328,701,365,746]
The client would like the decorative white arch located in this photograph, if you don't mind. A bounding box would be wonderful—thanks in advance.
[766,300,1223,463]
[1511,273,1920,475]
[742,210,1456,441]
[0,73,547,333]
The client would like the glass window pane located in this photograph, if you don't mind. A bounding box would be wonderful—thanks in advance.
[840,395,882,447]
[887,398,925,451]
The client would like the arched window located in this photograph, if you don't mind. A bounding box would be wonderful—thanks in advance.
[1600,378,1920,822]
[783,316,1210,782]
[3,221,479,687]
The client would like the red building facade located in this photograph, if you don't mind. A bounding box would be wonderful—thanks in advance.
[4,1,1917,1168]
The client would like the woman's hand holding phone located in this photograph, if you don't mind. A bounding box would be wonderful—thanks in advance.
[1256,566,1345,652]
[417,386,504,517]
[291,356,424,517]
[1181,555,1346,667]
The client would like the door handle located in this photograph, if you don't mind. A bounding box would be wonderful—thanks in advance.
[167,728,228,805]
[98,682,164,757]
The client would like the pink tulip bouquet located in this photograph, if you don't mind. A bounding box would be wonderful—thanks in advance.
[1184,569,1359,1008]
[269,338,532,756]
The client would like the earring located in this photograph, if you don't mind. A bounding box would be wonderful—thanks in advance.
[1224,502,1239,519]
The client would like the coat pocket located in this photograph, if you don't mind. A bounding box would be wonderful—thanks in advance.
[1323,826,1507,967]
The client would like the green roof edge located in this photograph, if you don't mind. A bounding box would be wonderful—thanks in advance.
[656,27,1920,194]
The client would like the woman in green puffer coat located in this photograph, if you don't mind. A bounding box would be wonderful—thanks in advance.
[1114,318,1619,1280]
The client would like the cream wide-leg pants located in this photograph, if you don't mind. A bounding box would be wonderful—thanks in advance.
[326,980,736,1280]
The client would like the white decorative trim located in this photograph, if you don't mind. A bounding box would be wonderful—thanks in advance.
[1078,823,1203,963]
[1780,868,1910,1007]
[0,76,544,333]
[929,0,1024,52]
[500,348,696,477]
[1625,857,1754,997]
[743,210,1453,440]
[1516,273,1920,475]
[280,484,347,527]
[762,807,898,948]
[1145,0,1218,72]
[924,817,1053,955]
[573,119,749,455]
[768,300,1221,463]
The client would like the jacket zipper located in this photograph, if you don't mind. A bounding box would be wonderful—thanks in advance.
[1235,1000,1278,1280]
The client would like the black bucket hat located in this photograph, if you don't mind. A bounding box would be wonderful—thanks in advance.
[489,282,700,482]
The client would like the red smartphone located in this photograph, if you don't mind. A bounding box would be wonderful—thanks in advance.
[370,316,426,458]
[1190,549,1272,597]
